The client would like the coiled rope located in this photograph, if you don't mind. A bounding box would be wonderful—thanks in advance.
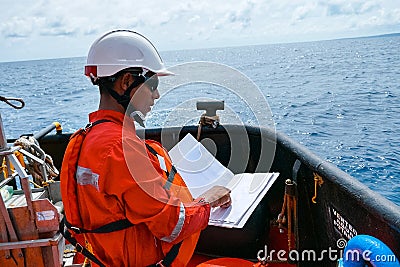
[0,95,25,109]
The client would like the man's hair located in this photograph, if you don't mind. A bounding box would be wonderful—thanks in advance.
[98,78,114,95]
[96,67,143,94]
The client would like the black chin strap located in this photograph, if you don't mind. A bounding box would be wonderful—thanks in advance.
[107,75,145,110]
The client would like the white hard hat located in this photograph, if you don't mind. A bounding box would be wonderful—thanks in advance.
[85,30,173,78]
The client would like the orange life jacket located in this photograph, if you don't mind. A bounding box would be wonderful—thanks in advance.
[60,119,132,267]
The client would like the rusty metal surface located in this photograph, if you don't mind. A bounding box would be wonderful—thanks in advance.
[0,233,62,250]
[33,199,60,234]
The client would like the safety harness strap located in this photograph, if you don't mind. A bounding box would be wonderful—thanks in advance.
[64,216,133,234]
[60,217,107,267]
[62,215,182,267]
[147,241,183,267]
[145,143,178,190]
[164,165,177,190]
[145,143,158,156]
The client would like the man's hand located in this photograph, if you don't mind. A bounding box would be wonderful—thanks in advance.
[198,185,232,208]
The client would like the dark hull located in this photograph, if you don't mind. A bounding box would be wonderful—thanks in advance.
[37,124,400,266]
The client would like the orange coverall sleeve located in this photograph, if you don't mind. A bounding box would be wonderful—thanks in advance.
[101,136,210,244]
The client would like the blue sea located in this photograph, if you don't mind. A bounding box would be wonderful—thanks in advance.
[1,35,399,205]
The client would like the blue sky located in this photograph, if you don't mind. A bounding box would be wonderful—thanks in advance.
[0,0,399,62]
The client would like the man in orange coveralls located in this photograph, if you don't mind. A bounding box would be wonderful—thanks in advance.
[60,29,231,267]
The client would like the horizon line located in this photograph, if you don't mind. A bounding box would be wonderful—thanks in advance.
[1,31,399,64]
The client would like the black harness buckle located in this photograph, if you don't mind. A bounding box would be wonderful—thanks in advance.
[75,243,84,253]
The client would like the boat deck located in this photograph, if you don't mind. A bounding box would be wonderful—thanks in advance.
[187,226,296,267]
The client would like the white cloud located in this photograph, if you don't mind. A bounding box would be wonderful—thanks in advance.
[188,15,201,24]
[360,1,380,13]
[1,16,33,38]
[0,0,399,62]
[322,0,375,16]
[291,3,318,22]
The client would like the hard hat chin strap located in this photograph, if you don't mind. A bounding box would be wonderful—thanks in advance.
[106,75,145,111]
[105,76,147,127]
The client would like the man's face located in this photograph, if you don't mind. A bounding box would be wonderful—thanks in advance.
[130,75,160,116]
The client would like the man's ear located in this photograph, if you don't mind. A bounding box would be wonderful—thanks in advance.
[119,73,133,93]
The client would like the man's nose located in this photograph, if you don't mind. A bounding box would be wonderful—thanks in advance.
[153,89,160,99]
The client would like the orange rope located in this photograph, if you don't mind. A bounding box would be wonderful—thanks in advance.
[276,179,297,252]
